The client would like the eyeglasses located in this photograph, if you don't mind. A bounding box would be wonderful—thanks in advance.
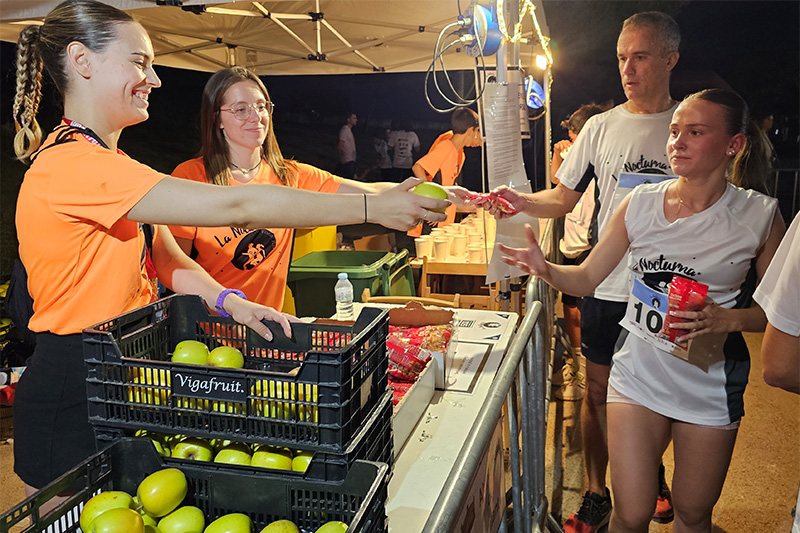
[218,101,274,120]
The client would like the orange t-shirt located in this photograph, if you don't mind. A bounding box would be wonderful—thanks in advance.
[169,158,342,310]
[408,131,464,235]
[16,125,166,334]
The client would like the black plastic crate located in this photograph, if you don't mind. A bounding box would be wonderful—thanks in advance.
[94,390,394,482]
[0,438,387,533]
[83,295,388,453]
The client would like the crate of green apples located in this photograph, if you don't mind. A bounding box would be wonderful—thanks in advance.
[82,295,389,455]
[0,438,388,533]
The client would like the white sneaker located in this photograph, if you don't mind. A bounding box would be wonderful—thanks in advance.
[555,369,585,401]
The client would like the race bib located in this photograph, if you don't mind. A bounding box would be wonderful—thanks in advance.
[622,277,689,360]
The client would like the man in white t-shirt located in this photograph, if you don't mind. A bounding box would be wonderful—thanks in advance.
[488,11,680,531]
[337,112,358,179]
[753,212,800,532]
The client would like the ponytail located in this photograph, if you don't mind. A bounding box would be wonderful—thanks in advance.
[13,25,45,160]
[728,120,772,195]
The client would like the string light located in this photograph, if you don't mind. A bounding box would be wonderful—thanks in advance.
[496,0,553,66]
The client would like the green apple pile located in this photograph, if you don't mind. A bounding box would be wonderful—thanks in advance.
[135,432,314,473]
[79,470,349,532]
[172,340,245,369]
[250,379,319,423]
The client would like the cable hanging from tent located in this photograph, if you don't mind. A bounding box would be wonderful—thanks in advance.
[424,17,487,113]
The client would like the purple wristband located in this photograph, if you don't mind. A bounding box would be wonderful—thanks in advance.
[215,289,246,317]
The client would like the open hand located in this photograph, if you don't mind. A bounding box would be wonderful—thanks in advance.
[224,296,300,341]
[497,224,549,277]
[484,186,527,219]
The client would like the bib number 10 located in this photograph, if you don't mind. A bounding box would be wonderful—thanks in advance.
[632,301,664,334]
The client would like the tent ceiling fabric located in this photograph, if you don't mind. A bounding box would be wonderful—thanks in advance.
[0,0,549,76]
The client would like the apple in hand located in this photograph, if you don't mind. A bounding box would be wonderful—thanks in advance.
[171,437,214,462]
[292,450,314,473]
[137,467,188,518]
[172,340,209,365]
[157,505,205,533]
[251,445,292,471]
[79,491,135,533]
[214,442,252,465]
[412,182,448,213]
[315,521,349,533]
[204,513,253,533]
[259,519,300,533]
[90,507,145,533]
[208,346,245,368]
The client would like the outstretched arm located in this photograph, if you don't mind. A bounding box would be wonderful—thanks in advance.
[485,183,583,220]
[128,177,448,232]
[498,195,632,296]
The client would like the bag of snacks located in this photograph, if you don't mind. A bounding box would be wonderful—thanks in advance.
[658,275,709,344]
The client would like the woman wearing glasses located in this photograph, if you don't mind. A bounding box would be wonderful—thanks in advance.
[170,67,470,311]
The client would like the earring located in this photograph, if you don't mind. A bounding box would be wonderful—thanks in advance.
[727,150,735,156]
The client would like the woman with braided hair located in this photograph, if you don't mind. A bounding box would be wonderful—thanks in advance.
[11,0,448,497]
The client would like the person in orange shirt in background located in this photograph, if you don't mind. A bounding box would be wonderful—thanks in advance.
[411,107,483,230]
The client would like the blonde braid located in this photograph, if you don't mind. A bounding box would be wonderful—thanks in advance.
[13,25,44,161]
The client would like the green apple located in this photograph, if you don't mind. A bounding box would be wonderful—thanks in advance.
[157,505,205,533]
[259,519,300,533]
[137,432,171,457]
[208,346,244,368]
[172,340,209,365]
[412,182,448,213]
[204,513,253,533]
[292,451,314,473]
[79,491,135,533]
[90,507,145,533]
[171,437,214,462]
[251,445,292,471]
[137,468,188,518]
[315,521,348,533]
[214,442,252,465]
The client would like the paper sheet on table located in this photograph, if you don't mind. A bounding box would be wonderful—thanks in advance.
[482,79,539,284]
[445,341,493,393]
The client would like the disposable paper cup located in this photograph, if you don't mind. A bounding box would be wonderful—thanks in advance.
[452,234,467,258]
[468,244,484,263]
[415,237,433,259]
[429,228,446,238]
[433,237,449,261]
[467,230,482,245]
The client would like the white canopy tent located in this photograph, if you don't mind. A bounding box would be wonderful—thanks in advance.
[0,0,550,77]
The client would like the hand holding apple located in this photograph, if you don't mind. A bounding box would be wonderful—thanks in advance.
[369,178,449,231]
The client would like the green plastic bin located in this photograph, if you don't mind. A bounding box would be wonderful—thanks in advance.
[287,250,414,318]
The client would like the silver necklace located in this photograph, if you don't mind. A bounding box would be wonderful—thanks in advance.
[230,159,262,173]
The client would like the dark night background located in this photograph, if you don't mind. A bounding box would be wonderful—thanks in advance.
[1,0,799,276]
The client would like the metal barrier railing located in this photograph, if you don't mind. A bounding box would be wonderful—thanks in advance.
[424,219,560,533]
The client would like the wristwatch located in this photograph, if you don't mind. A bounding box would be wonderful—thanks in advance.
[215,288,246,317]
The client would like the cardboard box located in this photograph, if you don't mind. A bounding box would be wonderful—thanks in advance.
[392,361,435,454]
[388,302,455,389]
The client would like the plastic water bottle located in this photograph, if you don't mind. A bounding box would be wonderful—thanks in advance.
[334,272,355,321]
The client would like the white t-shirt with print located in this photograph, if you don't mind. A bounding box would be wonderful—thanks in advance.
[555,103,677,302]
[609,180,777,425]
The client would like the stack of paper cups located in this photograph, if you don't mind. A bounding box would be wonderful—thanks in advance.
[433,237,449,261]
[467,243,485,263]
[451,234,467,258]
[415,237,433,259]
